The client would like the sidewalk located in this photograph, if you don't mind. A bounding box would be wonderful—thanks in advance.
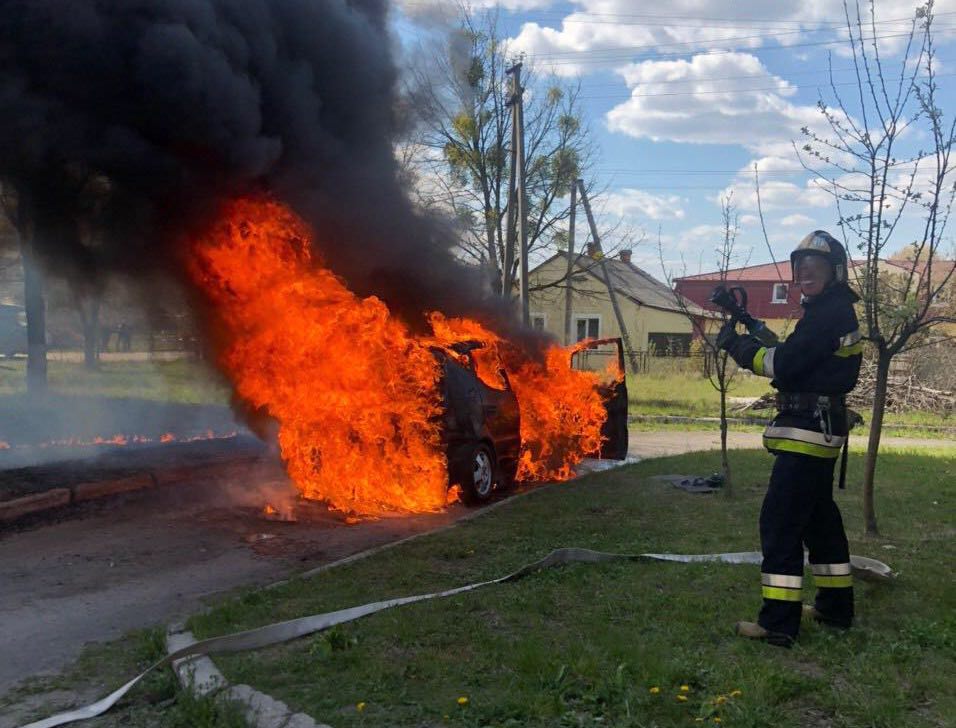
[627,429,953,459]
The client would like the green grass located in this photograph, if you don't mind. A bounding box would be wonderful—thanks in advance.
[627,370,954,438]
[6,449,952,726]
[628,372,770,418]
[161,449,954,728]
[0,359,231,405]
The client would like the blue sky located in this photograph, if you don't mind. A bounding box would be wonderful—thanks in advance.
[394,1,956,278]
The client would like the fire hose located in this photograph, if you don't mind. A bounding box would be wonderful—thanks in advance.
[21,548,894,728]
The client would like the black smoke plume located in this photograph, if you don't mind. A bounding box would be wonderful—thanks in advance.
[0,0,521,333]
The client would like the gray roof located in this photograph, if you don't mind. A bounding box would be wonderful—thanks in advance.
[556,252,711,316]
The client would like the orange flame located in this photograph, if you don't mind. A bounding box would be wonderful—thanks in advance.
[427,315,607,481]
[189,198,448,516]
[188,197,609,516]
[0,431,236,451]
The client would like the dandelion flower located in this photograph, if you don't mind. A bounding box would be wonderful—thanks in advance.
[716,696,727,705]
[356,702,366,712]
[730,689,743,697]
[649,686,661,694]
[457,696,469,706]
[680,685,690,692]
[676,694,689,702]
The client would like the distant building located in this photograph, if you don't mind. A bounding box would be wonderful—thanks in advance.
[676,256,956,337]
[527,249,713,356]
[675,261,799,334]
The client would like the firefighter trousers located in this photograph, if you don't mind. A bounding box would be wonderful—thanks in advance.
[757,452,854,643]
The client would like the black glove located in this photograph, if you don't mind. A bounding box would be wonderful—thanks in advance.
[715,321,739,351]
[725,334,763,370]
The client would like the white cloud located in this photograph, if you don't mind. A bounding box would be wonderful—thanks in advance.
[780,213,815,227]
[508,1,956,77]
[508,0,877,77]
[829,0,956,58]
[606,53,822,156]
[604,51,858,225]
[720,177,833,212]
[742,156,804,175]
[399,0,556,20]
[602,188,686,221]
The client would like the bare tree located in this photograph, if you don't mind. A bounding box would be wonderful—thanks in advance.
[798,1,956,535]
[70,174,112,370]
[406,7,598,295]
[660,196,749,495]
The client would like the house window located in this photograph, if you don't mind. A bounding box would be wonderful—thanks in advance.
[574,316,600,342]
[530,314,546,331]
[772,283,789,303]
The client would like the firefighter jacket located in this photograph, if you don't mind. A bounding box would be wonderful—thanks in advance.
[725,284,862,459]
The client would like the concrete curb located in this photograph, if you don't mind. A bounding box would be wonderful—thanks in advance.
[0,456,260,524]
[73,474,156,502]
[0,488,72,521]
[166,625,330,728]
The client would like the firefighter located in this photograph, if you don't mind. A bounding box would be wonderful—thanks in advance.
[716,230,862,647]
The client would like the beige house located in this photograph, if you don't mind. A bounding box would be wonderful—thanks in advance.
[527,249,712,353]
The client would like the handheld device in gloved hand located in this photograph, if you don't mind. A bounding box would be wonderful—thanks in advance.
[710,285,780,347]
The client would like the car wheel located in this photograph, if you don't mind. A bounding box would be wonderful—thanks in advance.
[460,443,495,505]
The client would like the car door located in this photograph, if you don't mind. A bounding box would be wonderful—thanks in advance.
[571,337,629,460]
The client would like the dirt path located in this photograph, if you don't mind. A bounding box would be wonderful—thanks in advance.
[0,461,472,696]
[0,429,949,703]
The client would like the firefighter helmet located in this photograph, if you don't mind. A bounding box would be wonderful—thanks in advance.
[790,230,847,284]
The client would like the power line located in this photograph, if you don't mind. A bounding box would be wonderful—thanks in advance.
[527,19,941,59]
[400,3,956,28]
[526,28,956,65]
[594,169,806,176]
[577,57,955,90]
[520,10,956,26]
[575,70,956,101]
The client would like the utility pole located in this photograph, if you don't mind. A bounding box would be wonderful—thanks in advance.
[563,181,577,345]
[576,179,639,373]
[506,61,529,325]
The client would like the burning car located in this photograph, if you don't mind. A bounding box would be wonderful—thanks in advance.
[435,341,521,505]
[437,336,629,506]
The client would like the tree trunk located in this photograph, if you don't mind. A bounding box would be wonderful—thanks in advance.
[718,372,733,497]
[861,350,891,536]
[81,299,100,370]
[484,214,502,296]
[21,243,48,395]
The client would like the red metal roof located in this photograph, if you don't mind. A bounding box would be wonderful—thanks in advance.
[675,261,791,282]
[678,257,955,283]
